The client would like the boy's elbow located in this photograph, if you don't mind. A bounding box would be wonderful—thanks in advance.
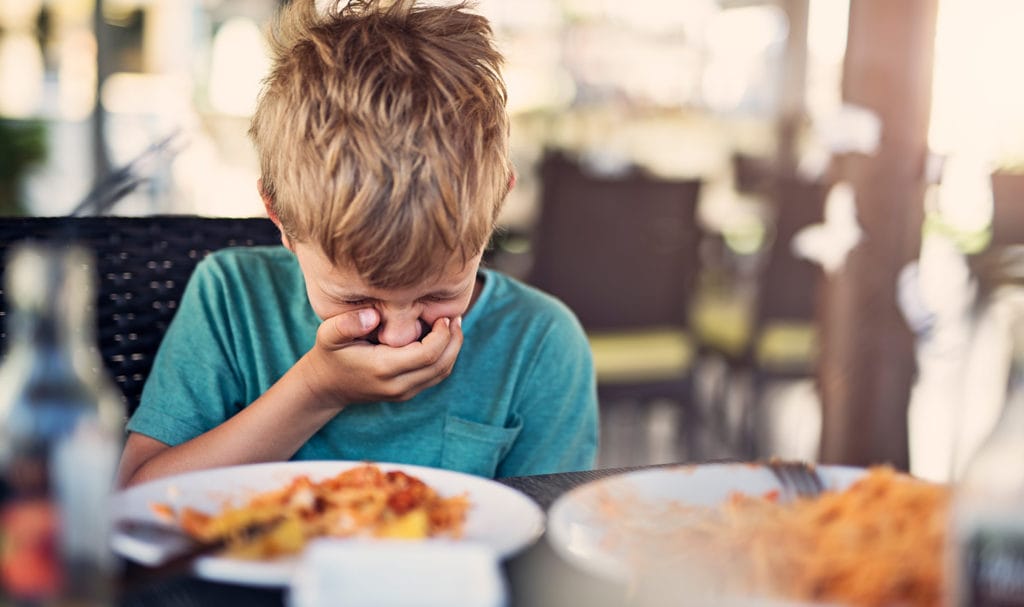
[116,432,171,489]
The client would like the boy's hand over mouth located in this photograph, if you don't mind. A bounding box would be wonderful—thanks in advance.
[299,307,464,407]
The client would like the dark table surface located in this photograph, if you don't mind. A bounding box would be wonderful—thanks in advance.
[118,465,676,607]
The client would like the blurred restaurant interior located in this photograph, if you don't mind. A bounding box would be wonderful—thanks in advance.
[2,0,1024,482]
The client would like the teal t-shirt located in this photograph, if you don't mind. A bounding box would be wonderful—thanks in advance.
[126,246,599,478]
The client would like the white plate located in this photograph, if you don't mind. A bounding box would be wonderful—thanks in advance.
[546,462,865,585]
[110,460,545,587]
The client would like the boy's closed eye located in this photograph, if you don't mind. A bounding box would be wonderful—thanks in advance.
[420,293,457,303]
[343,294,455,306]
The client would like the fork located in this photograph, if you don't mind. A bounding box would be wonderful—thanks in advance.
[765,459,825,501]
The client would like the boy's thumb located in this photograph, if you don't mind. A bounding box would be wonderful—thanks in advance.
[321,308,379,345]
[357,308,378,331]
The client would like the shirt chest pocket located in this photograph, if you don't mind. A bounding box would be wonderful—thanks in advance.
[440,415,522,477]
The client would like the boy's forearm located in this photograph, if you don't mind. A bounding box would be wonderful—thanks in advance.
[123,359,343,486]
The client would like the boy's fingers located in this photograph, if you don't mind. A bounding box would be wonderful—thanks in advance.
[372,317,456,381]
[418,316,452,349]
[452,315,463,339]
[402,316,463,378]
[319,308,379,347]
[439,316,463,366]
[403,320,463,394]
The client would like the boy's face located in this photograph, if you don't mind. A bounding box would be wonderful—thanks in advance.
[290,241,482,348]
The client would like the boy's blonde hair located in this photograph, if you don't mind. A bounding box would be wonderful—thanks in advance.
[250,0,511,288]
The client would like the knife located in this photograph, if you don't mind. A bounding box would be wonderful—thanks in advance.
[112,517,283,588]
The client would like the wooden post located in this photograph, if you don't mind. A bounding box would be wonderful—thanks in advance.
[776,0,809,178]
[817,0,938,468]
[92,0,111,183]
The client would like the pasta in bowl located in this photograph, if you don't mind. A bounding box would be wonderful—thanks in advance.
[547,463,949,607]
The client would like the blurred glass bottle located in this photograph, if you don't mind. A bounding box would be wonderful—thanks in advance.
[0,243,126,604]
[949,285,1024,606]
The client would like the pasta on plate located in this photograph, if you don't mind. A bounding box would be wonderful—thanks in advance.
[593,466,949,607]
[151,463,471,559]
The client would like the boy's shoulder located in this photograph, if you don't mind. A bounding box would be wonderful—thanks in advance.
[193,245,299,289]
[199,245,294,272]
[477,268,583,330]
[479,267,556,306]
[204,244,290,263]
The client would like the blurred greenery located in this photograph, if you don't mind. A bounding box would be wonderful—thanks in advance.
[0,119,48,216]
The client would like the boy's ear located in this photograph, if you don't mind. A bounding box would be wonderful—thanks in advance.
[500,168,517,202]
[258,178,294,251]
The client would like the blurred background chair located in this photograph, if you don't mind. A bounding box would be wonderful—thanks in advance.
[0,215,282,415]
[525,150,705,462]
[699,175,829,458]
[742,176,829,456]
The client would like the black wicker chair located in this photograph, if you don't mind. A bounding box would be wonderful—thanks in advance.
[0,215,283,414]
[527,151,705,459]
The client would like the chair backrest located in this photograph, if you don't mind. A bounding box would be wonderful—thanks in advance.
[527,151,703,332]
[755,177,829,328]
[0,215,282,414]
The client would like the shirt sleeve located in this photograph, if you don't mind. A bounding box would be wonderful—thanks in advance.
[125,256,246,446]
[496,312,599,477]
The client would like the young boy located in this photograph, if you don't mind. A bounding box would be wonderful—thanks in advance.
[116,0,598,486]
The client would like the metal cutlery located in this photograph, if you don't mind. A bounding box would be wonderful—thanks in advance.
[765,459,826,501]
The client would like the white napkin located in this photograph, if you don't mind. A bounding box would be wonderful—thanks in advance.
[288,539,507,607]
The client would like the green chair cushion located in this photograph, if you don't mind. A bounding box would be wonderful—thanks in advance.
[755,321,817,370]
[589,329,695,384]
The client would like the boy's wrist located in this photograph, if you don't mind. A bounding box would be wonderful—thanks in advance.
[294,349,350,411]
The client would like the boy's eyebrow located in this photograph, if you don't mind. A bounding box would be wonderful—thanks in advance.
[414,285,471,299]
[319,282,372,302]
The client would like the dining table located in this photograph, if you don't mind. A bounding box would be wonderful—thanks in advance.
[116,464,674,607]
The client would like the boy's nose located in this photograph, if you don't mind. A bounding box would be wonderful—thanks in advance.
[376,316,429,347]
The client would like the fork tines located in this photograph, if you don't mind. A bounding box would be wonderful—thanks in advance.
[766,459,825,501]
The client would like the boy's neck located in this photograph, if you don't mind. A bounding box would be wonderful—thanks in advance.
[467,274,485,313]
